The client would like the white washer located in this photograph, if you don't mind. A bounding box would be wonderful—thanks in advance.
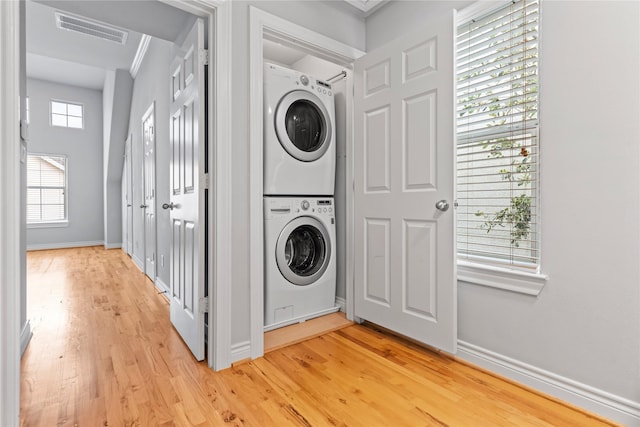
[264,196,338,331]
[264,62,336,196]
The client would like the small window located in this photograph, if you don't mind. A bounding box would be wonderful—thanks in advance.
[27,153,68,224]
[50,100,83,129]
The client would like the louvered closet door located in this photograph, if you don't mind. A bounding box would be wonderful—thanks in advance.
[354,11,456,353]
[169,19,206,361]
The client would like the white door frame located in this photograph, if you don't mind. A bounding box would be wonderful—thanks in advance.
[248,7,364,359]
[0,4,231,422]
[0,1,22,424]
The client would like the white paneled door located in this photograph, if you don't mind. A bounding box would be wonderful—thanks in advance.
[354,12,456,353]
[124,134,133,256]
[169,19,206,361]
[142,105,156,279]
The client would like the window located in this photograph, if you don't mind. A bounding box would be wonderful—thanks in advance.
[456,0,540,273]
[27,154,67,224]
[50,100,83,129]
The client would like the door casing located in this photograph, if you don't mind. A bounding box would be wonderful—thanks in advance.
[248,7,365,360]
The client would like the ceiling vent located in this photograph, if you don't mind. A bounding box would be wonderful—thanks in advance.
[54,11,128,45]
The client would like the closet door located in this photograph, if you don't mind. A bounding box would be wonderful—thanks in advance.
[169,19,206,361]
[353,11,456,353]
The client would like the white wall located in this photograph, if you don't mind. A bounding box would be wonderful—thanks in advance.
[367,0,640,422]
[127,37,175,289]
[366,0,473,50]
[26,78,104,248]
[103,69,133,249]
[229,0,366,351]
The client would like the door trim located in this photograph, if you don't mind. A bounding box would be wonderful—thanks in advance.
[248,7,364,360]
[0,1,21,423]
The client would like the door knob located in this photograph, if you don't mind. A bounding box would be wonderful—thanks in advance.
[127,204,132,207]
[140,204,148,208]
[435,200,449,212]
[162,202,176,210]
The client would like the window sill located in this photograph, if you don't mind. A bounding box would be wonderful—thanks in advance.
[27,221,69,229]
[457,260,548,296]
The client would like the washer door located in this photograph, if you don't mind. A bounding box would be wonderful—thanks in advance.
[276,216,331,286]
[275,90,332,162]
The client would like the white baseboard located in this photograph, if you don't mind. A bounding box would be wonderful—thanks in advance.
[230,341,251,364]
[335,296,346,312]
[27,240,104,251]
[20,321,32,356]
[132,254,144,272]
[155,277,169,295]
[457,340,640,426]
[104,242,122,249]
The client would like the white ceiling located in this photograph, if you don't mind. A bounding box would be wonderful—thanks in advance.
[26,0,194,90]
[26,0,385,91]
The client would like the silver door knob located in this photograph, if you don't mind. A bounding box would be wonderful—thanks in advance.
[140,204,148,208]
[435,200,449,212]
[162,202,176,210]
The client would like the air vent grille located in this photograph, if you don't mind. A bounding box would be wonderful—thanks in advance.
[55,12,128,45]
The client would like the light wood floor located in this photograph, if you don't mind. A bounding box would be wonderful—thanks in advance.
[21,247,620,427]
[264,312,353,354]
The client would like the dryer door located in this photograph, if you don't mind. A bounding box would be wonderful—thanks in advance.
[275,90,332,162]
[276,216,331,286]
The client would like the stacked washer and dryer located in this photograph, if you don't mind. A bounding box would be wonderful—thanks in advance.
[263,62,339,331]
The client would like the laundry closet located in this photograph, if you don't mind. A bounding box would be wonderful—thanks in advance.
[261,39,349,333]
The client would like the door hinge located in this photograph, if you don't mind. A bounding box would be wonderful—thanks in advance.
[20,119,29,142]
[199,296,209,314]
[201,173,209,190]
[199,49,209,66]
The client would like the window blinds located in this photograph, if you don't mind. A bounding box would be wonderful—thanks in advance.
[456,0,539,268]
[26,154,67,223]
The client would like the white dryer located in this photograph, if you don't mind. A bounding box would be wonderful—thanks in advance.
[264,62,336,196]
[264,196,338,331]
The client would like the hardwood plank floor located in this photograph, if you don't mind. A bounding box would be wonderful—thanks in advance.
[21,247,620,426]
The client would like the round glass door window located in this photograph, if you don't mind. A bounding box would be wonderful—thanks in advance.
[275,90,332,162]
[276,217,331,286]
[285,100,325,153]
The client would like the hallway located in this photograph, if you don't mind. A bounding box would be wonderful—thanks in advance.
[20,247,619,426]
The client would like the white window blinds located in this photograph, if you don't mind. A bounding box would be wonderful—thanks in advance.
[27,154,67,223]
[456,0,539,268]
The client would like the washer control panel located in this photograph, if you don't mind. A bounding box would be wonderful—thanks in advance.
[298,199,333,215]
[265,197,334,221]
